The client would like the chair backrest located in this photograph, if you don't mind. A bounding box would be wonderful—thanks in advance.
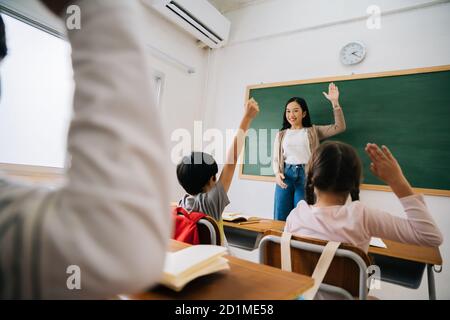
[197,216,221,246]
[259,230,372,299]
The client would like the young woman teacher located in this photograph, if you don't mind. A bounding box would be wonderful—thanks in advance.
[272,83,346,221]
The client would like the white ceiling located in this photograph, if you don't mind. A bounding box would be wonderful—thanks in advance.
[208,0,272,13]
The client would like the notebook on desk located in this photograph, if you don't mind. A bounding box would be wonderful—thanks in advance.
[160,245,230,292]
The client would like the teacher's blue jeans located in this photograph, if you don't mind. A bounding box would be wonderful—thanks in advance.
[274,164,306,221]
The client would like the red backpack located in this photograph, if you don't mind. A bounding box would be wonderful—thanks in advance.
[172,206,207,245]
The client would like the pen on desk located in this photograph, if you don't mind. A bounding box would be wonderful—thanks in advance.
[238,220,262,225]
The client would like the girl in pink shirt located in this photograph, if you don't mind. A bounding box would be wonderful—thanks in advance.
[285,141,443,253]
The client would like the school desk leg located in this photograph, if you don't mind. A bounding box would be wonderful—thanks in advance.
[427,264,436,300]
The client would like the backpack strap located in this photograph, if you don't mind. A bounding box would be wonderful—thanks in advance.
[173,206,206,223]
[281,232,292,272]
[302,241,341,300]
[280,232,341,300]
[173,206,189,217]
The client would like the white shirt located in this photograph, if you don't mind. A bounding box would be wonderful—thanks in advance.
[282,129,311,165]
[0,0,171,299]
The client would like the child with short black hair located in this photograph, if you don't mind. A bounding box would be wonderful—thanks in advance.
[176,99,260,240]
[285,141,443,252]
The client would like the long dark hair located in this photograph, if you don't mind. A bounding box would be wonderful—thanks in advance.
[281,97,312,131]
[305,141,362,205]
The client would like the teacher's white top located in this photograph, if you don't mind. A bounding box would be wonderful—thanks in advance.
[282,129,311,165]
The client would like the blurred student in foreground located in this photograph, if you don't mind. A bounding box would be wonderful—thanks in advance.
[0,0,171,299]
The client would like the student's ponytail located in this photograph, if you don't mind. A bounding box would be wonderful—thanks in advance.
[350,187,360,201]
[305,168,316,205]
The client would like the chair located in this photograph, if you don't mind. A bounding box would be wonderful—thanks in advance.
[197,216,221,246]
[258,230,373,300]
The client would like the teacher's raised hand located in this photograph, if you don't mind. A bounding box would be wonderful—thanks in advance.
[322,82,340,108]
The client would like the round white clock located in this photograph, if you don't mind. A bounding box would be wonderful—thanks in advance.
[340,41,366,65]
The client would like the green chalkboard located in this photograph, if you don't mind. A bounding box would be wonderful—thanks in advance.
[240,66,450,196]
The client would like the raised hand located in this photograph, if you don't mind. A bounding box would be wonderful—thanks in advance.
[323,82,340,107]
[365,143,413,197]
[245,98,260,119]
[220,98,259,193]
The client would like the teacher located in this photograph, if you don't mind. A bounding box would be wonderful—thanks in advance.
[272,83,346,221]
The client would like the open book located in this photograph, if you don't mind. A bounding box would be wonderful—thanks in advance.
[222,212,262,223]
[160,245,230,292]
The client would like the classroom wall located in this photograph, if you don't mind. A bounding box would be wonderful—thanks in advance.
[139,5,211,202]
[204,0,450,299]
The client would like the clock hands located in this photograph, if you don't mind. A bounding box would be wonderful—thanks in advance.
[351,51,360,58]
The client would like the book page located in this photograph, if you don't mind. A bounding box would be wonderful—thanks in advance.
[370,237,387,248]
[222,212,261,222]
[163,245,228,277]
[163,257,230,292]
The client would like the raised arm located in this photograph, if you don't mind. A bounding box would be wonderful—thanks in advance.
[219,98,259,193]
[363,143,443,246]
[315,83,346,140]
[0,0,171,299]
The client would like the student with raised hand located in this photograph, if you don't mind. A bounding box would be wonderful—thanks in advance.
[285,141,443,253]
[176,98,260,242]
[273,83,346,221]
[0,0,171,299]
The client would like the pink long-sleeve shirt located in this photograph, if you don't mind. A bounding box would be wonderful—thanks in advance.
[284,194,443,252]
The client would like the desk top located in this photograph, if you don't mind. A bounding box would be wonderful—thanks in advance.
[368,239,442,265]
[124,240,314,300]
[223,219,286,234]
[224,219,443,266]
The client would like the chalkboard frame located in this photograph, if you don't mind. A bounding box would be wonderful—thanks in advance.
[239,65,450,197]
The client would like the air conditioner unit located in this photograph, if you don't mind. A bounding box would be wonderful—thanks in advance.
[142,0,231,49]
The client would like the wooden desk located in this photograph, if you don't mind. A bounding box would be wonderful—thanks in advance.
[224,220,286,234]
[228,219,442,265]
[368,239,442,300]
[368,239,442,266]
[223,219,285,250]
[123,240,314,300]
[224,219,443,299]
